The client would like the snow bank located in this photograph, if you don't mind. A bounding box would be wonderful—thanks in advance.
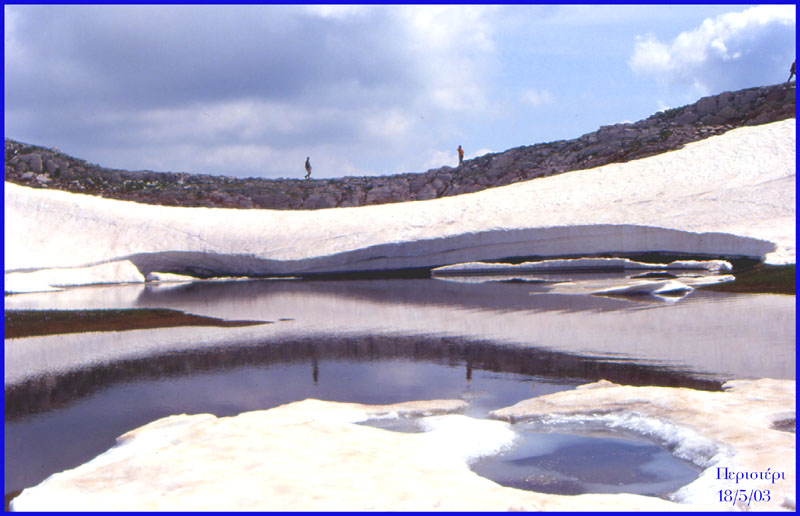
[14,379,793,511]
[4,119,795,291]
[4,260,144,294]
[11,397,707,511]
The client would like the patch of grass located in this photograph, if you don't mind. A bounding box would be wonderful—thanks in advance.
[700,264,795,295]
[4,308,269,339]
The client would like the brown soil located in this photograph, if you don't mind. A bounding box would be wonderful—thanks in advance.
[4,308,269,339]
[5,490,22,512]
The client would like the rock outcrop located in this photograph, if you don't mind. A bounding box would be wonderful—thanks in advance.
[4,83,795,210]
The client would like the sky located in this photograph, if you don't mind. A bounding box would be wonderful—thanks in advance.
[4,4,796,180]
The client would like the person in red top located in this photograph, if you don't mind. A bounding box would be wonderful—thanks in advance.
[457,145,464,167]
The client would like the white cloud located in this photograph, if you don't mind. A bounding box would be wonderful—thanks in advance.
[304,5,371,19]
[629,5,796,95]
[363,108,417,143]
[397,5,499,113]
[420,149,458,170]
[418,145,495,171]
[521,89,555,107]
[470,147,493,159]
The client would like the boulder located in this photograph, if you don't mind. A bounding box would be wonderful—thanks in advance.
[304,192,338,210]
[413,183,438,201]
[694,96,717,116]
[364,185,397,205]
[20,153,44,173]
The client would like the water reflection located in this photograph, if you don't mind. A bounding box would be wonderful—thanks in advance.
[470,430,701,498]
[6,278,795,384]
[5,334,722,422]
[4,276,794,501]
[5,351,581,497]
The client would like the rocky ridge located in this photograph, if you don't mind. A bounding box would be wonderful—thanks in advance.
[4,82,795,210]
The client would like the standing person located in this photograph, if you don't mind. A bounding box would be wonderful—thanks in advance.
[788,61,796,83]
[304,157,312,179]
[457,145,464,168]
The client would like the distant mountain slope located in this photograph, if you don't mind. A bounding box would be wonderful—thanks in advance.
[4,82,795,210]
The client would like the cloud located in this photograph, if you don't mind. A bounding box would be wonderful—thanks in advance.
[521,89,555,107]
[4,5,504,178]
[5,5,415,111]
[470,147,494,159]
[420,149,459,170]
[419,145,495,171]
[395,5,499,113]
[629,5,796,95]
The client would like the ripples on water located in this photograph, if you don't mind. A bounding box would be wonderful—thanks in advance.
[4,275,795,503]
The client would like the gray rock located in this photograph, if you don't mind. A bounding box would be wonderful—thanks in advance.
[251,193,288,209]
[107,171,123,185]
[22,153,43,173]
[364,185,397,205]
[44,159,63,175]
[735,89,759,108]
[339,189,365,207]
[413,183,438,200]
[675,110,699,125]
[695,96,717,116]
[408,175,430,194]
[489,153,515,171]
[58,166,77,180]
[304,192,338,210]
[717,106,739,120]
[431,177,449,195]
[700,114,726,125]
[716,91,735,111]
[750,111,777,126]
[575,144,600,161]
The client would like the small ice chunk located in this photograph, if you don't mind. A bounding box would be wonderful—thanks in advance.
[419,414,519,463]
[593,280,693,296]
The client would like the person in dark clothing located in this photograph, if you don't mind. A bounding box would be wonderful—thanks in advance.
[788,61,796,83]
[304,157,312,179]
